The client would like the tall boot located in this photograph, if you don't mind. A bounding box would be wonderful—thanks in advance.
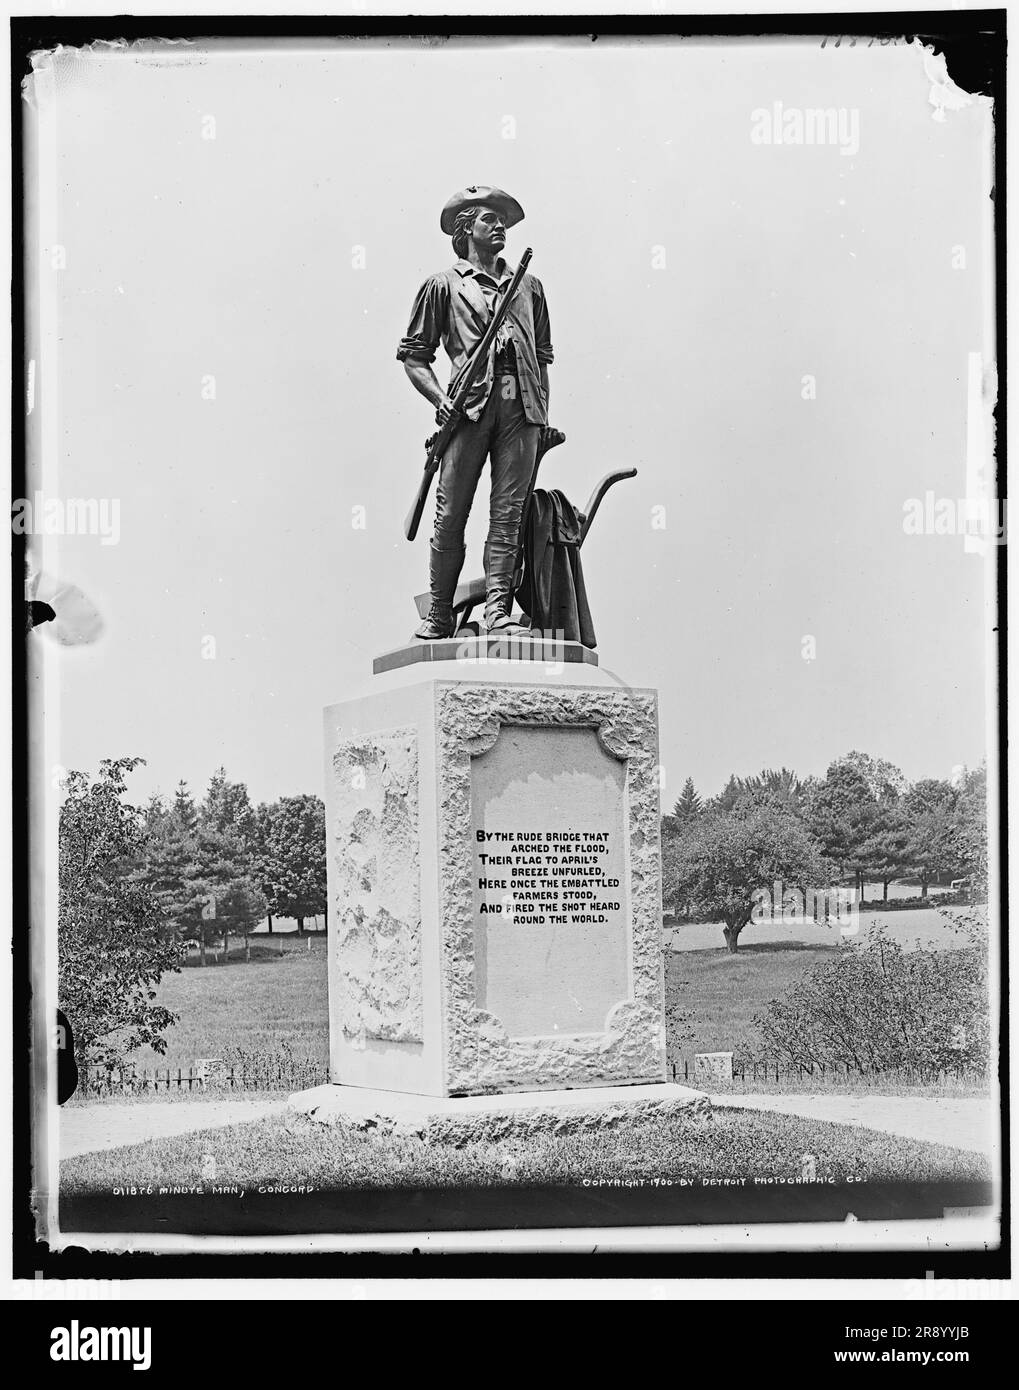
[484,543,530,635]
[414,543,465,640]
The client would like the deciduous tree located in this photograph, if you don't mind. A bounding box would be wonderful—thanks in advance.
[255,795,327,933]
[665,802,831,953]
[58,757,184,1065]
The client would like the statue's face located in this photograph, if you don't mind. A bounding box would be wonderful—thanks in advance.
[469,206,506,255]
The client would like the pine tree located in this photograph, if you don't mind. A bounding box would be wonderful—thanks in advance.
[672,777,703,826]
[197,770,264,961]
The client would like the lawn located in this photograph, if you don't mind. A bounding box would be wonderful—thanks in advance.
[124,933,814,1077]
[59,1106,990,1193]
[124,938,329,1072]
[109,919,982,1099]
[665,941,834,1057]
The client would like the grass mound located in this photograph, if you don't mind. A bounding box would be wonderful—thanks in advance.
[60,1106,990,1193]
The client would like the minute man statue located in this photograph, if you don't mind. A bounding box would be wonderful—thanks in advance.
[397,185,554,639]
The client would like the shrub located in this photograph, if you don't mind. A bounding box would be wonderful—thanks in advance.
[751,912,990,1073]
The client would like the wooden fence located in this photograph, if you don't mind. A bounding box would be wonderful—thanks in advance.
[80,1059,326,1096]
[670,1059,985,1085]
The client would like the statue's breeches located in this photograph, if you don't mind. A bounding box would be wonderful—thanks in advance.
[431,378,539,621]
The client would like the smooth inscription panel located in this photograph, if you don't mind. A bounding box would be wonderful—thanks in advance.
[470,724,629,1037]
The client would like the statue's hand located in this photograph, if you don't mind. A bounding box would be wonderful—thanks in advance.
[434,395,459,428]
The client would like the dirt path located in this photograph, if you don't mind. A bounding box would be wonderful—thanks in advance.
[711,1094,995,1154]
[61,1100,288,1160]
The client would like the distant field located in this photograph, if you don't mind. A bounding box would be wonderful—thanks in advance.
[126,938,329,1071]
[665,904,974,954]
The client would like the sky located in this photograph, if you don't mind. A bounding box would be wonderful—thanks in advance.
[25,34,996,811]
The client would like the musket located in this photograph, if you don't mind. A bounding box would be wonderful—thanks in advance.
[403,247,534,542]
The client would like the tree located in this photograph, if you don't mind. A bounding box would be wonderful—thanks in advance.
[703,767,805,819]
[135,773,267,965]
[255,795,327,932]
[664,801,832,953]
[190,821,267,962]
[736,766,805,814]
[837,754,909,901]
[857,803,912,901]
[705,774,742,817]
[836,751,908,803]
[197,771,264,961]
[803,760,879,900]
[200,859,266,962]
[953,764,989,896]
[903,778,960,898]
[671,777,702,827]
[202,766,257,843]
[135,785,201,943]
[135,782,216,964]
[58,757,184,1066]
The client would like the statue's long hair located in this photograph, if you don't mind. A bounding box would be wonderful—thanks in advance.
[451,205,482,260]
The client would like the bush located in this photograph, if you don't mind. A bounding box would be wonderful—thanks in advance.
[751,913,989,1074]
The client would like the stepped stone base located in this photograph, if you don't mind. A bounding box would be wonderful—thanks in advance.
[287,1082,710,1146]
[373,635,598,675]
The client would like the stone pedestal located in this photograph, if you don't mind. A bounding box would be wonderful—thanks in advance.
[290,654,706,1136]
[287,1081,709,1143]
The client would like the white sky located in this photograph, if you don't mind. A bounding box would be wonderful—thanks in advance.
[27,34,995,807]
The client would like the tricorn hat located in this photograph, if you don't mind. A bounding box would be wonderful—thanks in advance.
[440,185,525,235]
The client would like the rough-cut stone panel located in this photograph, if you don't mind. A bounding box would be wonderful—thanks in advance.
[435,683,666,1094]
[288,1082,710,1145]
[425,1091,709,1146]
[330,726,422,1043]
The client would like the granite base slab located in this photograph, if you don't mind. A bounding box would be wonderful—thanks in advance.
[288,1082,710,1145]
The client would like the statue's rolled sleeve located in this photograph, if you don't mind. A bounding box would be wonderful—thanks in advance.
[396,273,448,364]
[532,277,555,366]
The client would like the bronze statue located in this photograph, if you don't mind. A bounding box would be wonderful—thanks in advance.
[397,185,555,639]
